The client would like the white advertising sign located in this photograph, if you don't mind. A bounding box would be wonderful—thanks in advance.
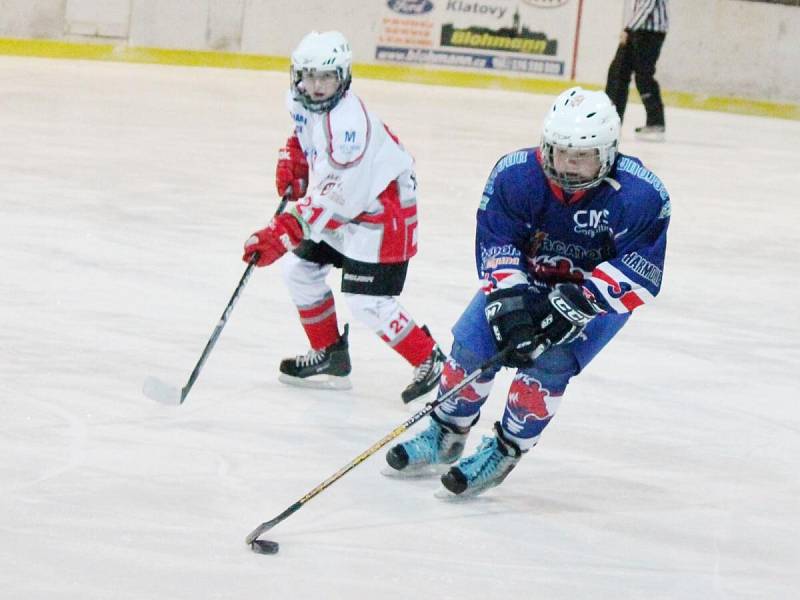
[375,0,582,78]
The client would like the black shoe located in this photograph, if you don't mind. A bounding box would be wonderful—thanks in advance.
[401,343,446,404]
[279,324,352,390]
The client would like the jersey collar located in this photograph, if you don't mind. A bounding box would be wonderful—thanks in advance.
[535,147,588,206]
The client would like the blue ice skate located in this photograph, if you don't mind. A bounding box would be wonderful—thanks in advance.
[439,422,523,497]
[384,413,470,477]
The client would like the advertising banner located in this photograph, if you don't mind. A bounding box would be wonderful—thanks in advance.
[375,0,582,79]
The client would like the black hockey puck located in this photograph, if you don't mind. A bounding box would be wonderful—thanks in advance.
[250,539,280,555]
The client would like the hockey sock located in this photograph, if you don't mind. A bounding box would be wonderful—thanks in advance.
[433,357,494,429]
[500,372,562,450]
[383,323,435,366]
[297,292,340,350]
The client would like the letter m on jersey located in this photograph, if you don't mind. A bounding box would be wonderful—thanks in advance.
[344,130,356,143]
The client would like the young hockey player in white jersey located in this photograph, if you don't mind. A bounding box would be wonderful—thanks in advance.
[385,88,670,495]
[242,31,445,403]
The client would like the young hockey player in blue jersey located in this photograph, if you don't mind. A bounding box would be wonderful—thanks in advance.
[385,87,670,497]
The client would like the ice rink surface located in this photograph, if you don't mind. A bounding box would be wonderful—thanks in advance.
[1,56,799,599]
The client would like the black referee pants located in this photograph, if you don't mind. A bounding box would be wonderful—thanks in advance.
[605,30,666,127]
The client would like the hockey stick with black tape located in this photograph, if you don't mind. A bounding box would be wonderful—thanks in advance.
[245,346,511,555]
[142,191,293,406]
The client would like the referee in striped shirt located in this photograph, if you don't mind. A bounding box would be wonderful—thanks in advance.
[605,0,669,141]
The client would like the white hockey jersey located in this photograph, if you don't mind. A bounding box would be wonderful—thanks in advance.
[286,90,418,264]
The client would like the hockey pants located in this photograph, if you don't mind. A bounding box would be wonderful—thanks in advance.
[280,252,433,366]
[433,290,630,450]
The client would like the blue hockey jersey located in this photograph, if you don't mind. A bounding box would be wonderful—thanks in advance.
[477,148,670,314]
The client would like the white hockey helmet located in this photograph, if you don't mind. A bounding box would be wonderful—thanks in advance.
[291,31,352,113]
[540,87,621,191]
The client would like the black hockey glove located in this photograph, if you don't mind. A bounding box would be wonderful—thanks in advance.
[528,283,604,355]
[484,287,539,368]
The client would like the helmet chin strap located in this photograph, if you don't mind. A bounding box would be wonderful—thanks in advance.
[293,72,351,114]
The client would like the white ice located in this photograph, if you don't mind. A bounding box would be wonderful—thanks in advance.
[1,56,799,599]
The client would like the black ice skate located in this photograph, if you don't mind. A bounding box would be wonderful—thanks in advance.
[279,324,352,390]
[401,342,446,404]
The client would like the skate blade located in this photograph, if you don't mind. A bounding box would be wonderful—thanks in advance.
[143,376,183,405]
[380,464,449,479]
[278,373,352,391]
[434,487,485,502]
[401,388,437,408]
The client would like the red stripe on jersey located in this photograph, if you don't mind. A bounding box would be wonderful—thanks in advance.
[354,180,417,263]
[297,201,324,226]
[383,123,400,145]
[593,267,644,312]
[621,291,644,311]
[378,180,403,263]
[326,218,345,230]
[591,266,618,290]
[494,271,517,284]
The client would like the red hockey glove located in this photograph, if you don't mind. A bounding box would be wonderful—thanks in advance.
[243,213,304,267]
[275,135,308,200]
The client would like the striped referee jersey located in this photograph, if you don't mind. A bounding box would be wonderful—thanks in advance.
[627,0,669,33]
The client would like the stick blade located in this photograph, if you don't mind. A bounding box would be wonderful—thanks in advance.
[245,523,269,545]
[143,376,183,405]
[250,540,280,555]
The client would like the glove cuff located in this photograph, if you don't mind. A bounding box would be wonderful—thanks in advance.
[485,294,525,322]
[285,206,311,239]
[273,212,305,250]
[549,284,601,326]
[485,286,529,319]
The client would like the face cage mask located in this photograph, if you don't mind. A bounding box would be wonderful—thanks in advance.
[540,140,617,192]
[291,67,352,114]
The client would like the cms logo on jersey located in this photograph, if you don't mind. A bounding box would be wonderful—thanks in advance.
[388,0,434,14]
[573,209,609,238]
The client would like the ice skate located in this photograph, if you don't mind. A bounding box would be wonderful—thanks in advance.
[634,125,665,142]
[401,342,446,404]
[384,412,470,478]
[438,422,523,497]
[278,324,352,390]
